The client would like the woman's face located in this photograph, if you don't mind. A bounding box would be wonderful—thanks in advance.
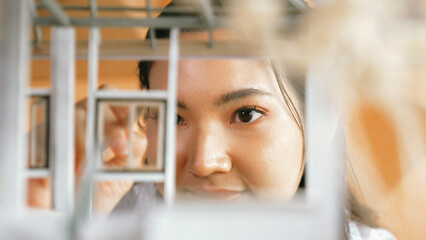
[145,32,303,201]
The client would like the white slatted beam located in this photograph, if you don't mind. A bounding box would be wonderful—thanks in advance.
[27,89,51,97]
[164,27,180,205]
[50,27,75,213]
[74,27,101,221]
[40,0,70,26]
[94,90,167,100]
[0,0,30,213]
[24,169,50,178]
[94,171,164,182]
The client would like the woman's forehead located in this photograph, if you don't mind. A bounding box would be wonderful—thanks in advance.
[149,59,278,94]
[148,29,275,91]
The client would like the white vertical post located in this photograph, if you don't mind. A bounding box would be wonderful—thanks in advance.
[75,27,100,220]
[50,27,76,213]
[305,65,346,240]
[87,28,100,172]
[0,0,30,213]
[164,27,180,205]
[86,27,100,215]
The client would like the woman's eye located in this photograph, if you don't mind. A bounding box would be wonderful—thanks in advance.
[176,115,186,125]
[233,107,264,124]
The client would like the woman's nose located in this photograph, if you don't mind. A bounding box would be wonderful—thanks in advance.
[186,125,232,178]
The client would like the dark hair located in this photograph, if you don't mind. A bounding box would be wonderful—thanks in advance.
[138,1,205,90]
[139,0,306,90]
[137,1,378,238]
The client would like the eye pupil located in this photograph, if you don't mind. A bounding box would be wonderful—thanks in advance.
[238,110,253,123]
[176,115,185,125]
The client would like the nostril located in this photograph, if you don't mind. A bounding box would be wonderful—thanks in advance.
[186,127,232,177]
[188,155,232,178]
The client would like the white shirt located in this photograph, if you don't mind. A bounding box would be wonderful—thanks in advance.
[349,220,397,240]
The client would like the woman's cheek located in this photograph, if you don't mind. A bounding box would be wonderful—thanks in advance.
[231,119,303,199]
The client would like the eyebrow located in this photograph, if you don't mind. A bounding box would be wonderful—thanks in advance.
[176,88,272,110]
[178,100,187,109]
[215,88,272,106]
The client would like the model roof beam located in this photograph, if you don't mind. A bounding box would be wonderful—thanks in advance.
[40,0,70,26]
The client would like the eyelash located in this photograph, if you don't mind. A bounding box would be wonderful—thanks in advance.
[231,105,266,124]
[176,115,185,125]
[143,105,266,127]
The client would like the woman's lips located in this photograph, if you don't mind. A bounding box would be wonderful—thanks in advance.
[182,187,248,201]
